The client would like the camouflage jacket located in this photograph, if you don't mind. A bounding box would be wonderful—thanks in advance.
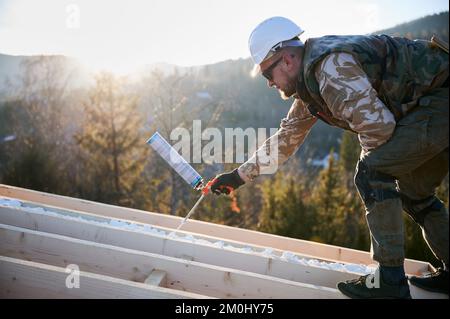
[238,35,448,181]
[300,35,449,122]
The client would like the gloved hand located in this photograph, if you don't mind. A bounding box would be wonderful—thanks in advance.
[209,168,245,195]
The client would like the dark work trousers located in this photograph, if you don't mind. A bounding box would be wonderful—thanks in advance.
[354,87,449,267]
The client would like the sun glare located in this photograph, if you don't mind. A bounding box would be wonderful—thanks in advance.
[78,54,148,76]
[0,0,448,74]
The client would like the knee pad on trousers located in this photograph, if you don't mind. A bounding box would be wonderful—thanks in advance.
[400,194,444,227]
[354,160,399,208]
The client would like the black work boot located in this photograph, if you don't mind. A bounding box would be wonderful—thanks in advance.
[337,273,411,299]
[409,268,449,294]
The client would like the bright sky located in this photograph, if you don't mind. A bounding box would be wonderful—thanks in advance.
[0,0,448,73]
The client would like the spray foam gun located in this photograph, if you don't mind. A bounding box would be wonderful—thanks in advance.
[146,132,232,232]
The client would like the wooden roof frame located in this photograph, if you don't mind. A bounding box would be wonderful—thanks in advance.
[1,184,445,299]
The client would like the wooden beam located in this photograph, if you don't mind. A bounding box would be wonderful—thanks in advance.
[0,204,362,289]
[0,196,339,263]
[5,206,444,299]
[0,255,211,299]
[0,184,430,275]
[409,285,449,299]
[144,270,167,287]
[0,223,346,299]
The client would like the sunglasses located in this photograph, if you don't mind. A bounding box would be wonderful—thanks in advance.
[262,57,283,81]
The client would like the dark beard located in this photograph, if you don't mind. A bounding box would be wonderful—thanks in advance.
[279,78,297,100]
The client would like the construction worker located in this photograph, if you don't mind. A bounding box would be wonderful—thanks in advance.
[209,16,449,299]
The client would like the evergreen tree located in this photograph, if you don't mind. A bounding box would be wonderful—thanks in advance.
[258,177,278,234]
[258,171,314,239]
[337,131,369,249]
[278,178,314,239]
[339,131,360,187]
[75,72,150,208]
[236,178,264,230]
[310,150,347,245]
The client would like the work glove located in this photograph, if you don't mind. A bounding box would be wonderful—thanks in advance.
[209,168,245,195]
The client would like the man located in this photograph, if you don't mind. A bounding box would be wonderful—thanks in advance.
[209,16,449,299]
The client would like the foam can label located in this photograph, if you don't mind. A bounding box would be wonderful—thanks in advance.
[146,132,203,188]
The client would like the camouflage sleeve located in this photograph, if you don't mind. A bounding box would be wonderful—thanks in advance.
[237,99,317,182]
[315,52,396,153]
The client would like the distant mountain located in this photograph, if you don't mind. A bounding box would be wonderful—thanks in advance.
[0,53,94,94]
[1,11,448,89]
[373,11,449,41]
[0,53,26,89]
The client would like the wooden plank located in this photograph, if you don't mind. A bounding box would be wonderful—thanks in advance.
[0,194,432,278]
[409,284,449,299]
[0,184,430,274]
[0,204,362,289]
[2,223,445,300]
[0,223,346,299]
[0,196,341,264]
[7,205,444,299]
[0,255,211,299]
[144,270,167,287]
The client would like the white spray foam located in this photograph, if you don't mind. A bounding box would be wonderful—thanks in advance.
[0,197,374,275]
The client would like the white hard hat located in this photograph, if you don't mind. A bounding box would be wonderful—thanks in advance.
[248,17,304,76]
